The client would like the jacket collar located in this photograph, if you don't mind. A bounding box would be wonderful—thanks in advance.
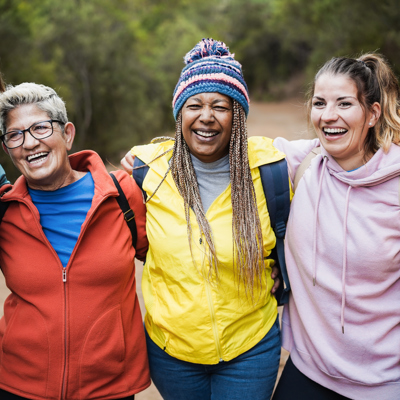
[1,150,119,201]
[133,136,286,178]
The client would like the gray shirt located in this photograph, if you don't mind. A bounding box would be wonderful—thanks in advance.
[191,154,230,213]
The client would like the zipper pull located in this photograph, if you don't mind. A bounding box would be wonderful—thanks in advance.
[62,269,67,283]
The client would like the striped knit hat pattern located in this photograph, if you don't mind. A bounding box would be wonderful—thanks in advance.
[172,38,250,120]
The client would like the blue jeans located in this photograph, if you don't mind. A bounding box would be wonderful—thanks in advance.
[145,318,281,400]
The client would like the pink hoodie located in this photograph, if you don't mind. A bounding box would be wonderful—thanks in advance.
[274,137,400,400]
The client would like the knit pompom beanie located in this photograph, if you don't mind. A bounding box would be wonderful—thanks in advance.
[172,38,249,119]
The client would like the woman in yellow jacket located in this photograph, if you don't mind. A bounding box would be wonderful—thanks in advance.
[122,38,285,400]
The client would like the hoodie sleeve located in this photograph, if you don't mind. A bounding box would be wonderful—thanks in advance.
[273,137,320,185]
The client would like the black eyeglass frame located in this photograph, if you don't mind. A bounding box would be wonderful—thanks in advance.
[0,119,64,149]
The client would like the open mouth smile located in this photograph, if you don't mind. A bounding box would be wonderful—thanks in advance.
[323,127,348,137]
[27,152,49,164]
[194,130,219,138]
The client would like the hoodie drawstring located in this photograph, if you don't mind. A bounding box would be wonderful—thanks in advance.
[312,156,328,286]
[341,185,352,334]
[311,156,351,334]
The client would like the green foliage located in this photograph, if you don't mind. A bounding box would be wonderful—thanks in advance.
[271,0,400,79]
[1,0,399,182]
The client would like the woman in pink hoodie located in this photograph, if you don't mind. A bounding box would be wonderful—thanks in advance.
[273,54,400,399]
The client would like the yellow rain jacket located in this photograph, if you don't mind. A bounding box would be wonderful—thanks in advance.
[131,136,285,364]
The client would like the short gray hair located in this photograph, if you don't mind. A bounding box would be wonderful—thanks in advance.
[0,82,68,134]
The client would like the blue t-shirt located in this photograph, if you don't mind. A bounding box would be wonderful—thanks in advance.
[29,172,95,268]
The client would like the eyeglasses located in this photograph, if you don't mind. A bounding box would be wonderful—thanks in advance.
[1,120,64,149]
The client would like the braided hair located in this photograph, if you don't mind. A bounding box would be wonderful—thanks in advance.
[169,100,264,298]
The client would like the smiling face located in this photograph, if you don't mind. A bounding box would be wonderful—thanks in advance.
[181,92,233,163]
[3,103,76,190]
[311,73,380,171]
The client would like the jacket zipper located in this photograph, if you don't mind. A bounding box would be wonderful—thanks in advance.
[8,199,70,399]
[59,194,114,399]
[61,268,67,399]
[7,193,116,399]
[199,233,223,362]
[204,281,223,362]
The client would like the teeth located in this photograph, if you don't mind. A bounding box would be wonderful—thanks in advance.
[28,152,48,162]
[194,130,218,137]
[323,128,347,134]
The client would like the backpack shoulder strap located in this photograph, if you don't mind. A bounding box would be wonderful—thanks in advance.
[259,158,291,305]
[109,173,137,249]
[0,200,9,225]
[293,147,321,192]
[132,157,150,201]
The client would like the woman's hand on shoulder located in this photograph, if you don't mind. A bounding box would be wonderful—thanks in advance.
[121,151,135,173]
[270,265,280,294]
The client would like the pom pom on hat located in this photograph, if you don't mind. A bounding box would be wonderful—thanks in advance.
[172,38,249,119]
[184,38,232,64]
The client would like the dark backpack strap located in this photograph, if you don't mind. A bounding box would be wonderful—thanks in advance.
[0,200,9,225]
[109,173,137,249]
[132,157,149,201]
[259,159,291,305]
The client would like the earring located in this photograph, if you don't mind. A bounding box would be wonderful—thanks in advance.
[369,122,372,126]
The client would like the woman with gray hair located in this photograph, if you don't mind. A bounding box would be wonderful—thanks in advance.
[0,83,150,399]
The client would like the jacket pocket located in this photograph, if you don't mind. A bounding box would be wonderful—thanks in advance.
[0,301,50,397]
[79,305,128,398]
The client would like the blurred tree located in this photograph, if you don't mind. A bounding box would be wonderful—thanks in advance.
[217,0,311,100]
[0,0,399,183]
[271,0,400,78]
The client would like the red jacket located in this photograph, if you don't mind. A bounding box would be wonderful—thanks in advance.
[0,150,150,400]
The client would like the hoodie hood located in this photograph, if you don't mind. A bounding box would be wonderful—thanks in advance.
[319,143,400,187]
